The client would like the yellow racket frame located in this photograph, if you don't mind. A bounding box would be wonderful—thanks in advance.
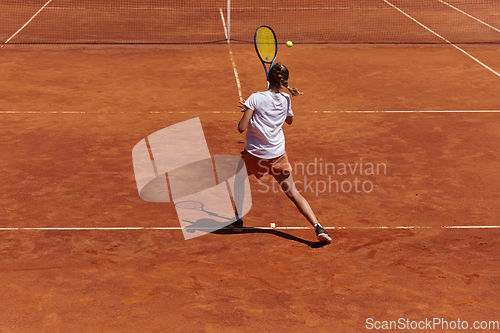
[254,25,278,78]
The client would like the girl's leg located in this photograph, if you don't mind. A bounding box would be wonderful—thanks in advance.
[233,158,247,219]
[273,172,331,242]
[273,172,318,227]
[229,158,248,232]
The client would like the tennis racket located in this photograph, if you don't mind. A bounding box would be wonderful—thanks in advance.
[254,25,278,80]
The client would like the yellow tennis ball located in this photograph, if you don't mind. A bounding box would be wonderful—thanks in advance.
[286,41,293,47]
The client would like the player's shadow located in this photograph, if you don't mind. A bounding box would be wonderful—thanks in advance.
[182,218,231,234]
[213,225,330,249]
[181,215,330,248]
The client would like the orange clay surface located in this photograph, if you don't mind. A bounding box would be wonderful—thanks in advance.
[0,44,499,332]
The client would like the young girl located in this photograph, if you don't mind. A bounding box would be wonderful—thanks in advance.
[233,63,331,243]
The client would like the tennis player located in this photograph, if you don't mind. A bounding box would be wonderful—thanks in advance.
[232,63,331,243]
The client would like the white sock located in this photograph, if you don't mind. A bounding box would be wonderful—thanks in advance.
[314,223,322,231]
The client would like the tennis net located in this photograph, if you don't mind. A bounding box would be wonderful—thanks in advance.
[1,0,499,45]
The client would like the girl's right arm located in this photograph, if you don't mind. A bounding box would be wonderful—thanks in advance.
[238,108,254,133]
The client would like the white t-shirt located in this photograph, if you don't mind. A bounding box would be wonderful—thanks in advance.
[243,91,294,159]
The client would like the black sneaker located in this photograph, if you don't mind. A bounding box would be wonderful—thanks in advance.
[315,224,332,242]
[229,219,243,232]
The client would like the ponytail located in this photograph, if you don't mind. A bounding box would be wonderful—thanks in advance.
[286,86,303,97]
[269,63,303,97]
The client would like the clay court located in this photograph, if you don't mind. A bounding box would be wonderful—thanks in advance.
[1,0,500,332]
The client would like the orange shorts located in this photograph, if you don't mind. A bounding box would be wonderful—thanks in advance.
[241,150,293,180]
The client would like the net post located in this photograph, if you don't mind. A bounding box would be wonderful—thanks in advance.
[227,0,231,41]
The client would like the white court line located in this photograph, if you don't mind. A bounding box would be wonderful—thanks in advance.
[219,8,243,102]
[0,226,498,231]
[1,0,53,48]
[383,0,500,78]
[2,110,500,114]
[315,110,500,113]
[438,0,500,33]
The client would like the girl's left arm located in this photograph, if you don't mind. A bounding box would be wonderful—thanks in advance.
[238,108,254,133]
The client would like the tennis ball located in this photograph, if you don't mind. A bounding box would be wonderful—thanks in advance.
[286,41,293,47]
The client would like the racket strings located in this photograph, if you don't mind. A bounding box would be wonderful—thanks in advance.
[256,27,276,62]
